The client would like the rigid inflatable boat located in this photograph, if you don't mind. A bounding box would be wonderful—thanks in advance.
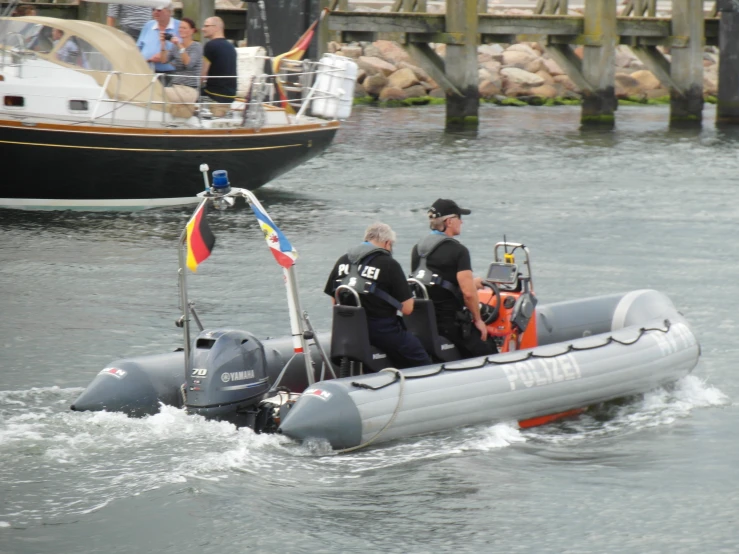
[71,174,701,450]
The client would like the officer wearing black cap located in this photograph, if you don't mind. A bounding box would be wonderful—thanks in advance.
[325,222,432,369]
[410,199,498,359]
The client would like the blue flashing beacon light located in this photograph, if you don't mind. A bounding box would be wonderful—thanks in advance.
[211,170,231,194]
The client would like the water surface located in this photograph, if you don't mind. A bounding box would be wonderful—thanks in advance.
[0,104,736,553]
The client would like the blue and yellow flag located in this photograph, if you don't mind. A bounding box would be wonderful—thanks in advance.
[249,199,297,269]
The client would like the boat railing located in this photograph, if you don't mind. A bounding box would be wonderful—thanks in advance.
[0,31,29,77]
[84,58,349,128]
[90,70,121,124]
[81,69,182,127]
[0,54,351,128]
[145,71,162,127]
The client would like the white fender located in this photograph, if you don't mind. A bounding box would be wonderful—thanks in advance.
[311,54,357,120]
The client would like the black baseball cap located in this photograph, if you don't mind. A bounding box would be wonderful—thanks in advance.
[428,198,472,219]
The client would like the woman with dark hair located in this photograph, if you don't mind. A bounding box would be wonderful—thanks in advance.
[168,17,202,90]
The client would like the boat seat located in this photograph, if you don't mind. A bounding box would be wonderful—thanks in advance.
[163,85,199,119]
[201,99,231,118]
[404,299,461,363]
[329,305,391,374]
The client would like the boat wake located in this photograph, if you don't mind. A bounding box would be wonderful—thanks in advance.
[521,374,730,445]
[0,387,294,526]
[0,375,729,526]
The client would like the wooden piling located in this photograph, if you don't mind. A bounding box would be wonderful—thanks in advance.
[182,0,214,39]
[182,0,215,40]
[79,2,107,24]
[716,0,739,124]
[444,0,480,129]
[630,45,679,94]
[325,2,716,130]
[580,0,617,126]
[669,0,704,125]
[318,0,333,59]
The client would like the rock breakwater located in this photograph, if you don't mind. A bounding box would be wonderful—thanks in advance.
[328,38,719,106]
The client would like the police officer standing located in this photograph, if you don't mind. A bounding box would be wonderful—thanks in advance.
[324,222,432,369]
[410,199,498,359]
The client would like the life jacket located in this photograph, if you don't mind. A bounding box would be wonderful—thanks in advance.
[334,243,402,311]
[412,233,464,304]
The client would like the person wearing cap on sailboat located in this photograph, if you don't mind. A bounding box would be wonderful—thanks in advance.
[411,199,498,359]
[136,2,180,79]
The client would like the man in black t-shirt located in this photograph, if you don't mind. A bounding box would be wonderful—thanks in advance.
[325,223,432,369]
[411,199,498,359]
[201,17,236,103]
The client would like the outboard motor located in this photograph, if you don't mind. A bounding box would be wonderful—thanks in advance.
[185,328,271,427]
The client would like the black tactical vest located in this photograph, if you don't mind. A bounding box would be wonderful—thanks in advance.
[334,243,401,310]
[412,234,463,302]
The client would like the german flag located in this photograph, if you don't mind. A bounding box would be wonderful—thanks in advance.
[272,8,328,113]
[185,201,216,272]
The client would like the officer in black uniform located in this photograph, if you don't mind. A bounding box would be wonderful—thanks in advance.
[410,199,498,359]
[324,222,432,369]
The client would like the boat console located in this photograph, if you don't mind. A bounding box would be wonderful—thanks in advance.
[486,262,519,291]
[478,242,539,352]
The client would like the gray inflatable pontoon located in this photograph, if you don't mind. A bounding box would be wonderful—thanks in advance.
[278,289,699,450]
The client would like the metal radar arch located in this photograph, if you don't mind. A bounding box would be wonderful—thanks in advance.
[175,165,334,396]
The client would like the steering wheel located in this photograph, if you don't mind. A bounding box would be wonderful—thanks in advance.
[479,280,501,324]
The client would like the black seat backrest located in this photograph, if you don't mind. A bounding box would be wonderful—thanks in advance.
[329,305,391,373]
[404,299,461,362]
